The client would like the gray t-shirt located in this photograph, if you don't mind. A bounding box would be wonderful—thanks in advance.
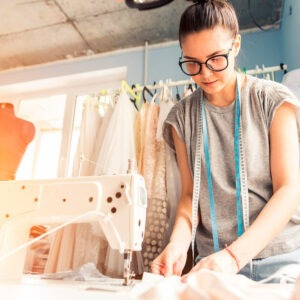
[163,74,300,258]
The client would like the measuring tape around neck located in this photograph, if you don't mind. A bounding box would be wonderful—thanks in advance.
[191,74,250,261]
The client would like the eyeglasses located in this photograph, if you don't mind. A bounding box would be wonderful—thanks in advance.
[179,47,233,76]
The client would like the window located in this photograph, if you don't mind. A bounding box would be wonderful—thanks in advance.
[0,66,126,179]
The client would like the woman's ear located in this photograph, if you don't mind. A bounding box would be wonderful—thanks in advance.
[233,34,241,57]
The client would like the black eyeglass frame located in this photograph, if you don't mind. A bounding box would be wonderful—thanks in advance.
[178,47,233,76]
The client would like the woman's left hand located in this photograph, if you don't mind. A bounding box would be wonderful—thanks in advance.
[182,248,239,282]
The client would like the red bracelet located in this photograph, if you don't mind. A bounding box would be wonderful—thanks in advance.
[225,245,240,271]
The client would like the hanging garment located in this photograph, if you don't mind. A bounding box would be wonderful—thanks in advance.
[45,93,126,275]
[156,85,181,248]
[136,101,150,175]
[94,92,138,175]
[72,96,103,176]
[140,96,161,272]
[141,97,160,199]
[91,95,115,175]
[282,69,300,100]
[93,92,138,277]
[182,84,194,99]
[72,223,108,273]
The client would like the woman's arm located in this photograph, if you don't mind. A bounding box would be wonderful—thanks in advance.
[229,101,300,268]
[151,127,195,276]
[168,127,195,250]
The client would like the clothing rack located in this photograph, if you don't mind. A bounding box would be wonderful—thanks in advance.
[132,64,288,93]
[244,64,287,76]
[132,79,195,93]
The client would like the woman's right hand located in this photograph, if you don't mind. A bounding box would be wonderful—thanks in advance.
[151,242,187,276]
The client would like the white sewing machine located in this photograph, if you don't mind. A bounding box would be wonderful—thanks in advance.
[0,173,147,286]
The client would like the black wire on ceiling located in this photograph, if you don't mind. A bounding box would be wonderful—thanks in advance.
[247,0,284,32]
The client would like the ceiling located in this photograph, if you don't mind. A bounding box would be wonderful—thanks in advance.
[0,0,283,72]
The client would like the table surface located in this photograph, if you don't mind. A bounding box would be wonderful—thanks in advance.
[0,274,295,300]
[0,276,138,300]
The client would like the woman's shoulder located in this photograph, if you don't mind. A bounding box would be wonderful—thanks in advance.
[165,88,201,126]
[174,88,201,110]
[243,74,298,105]
[244,74,294,95]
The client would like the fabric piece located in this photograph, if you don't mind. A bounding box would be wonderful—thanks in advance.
[93,92,138,276]
[282,69,300,100]
[156,88,180,248]
[141,100,161,272]
[141,100,160,199]
[137,102,149,174]
[163,74,300,258]
[164,145,181,247]
[134,270,296,300]
[72,97,103,176]
[94,92,137,175]
[46,92,138,278]
[92,99,115,175]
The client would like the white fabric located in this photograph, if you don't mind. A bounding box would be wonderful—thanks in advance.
[72,97,103,176]
[282,69,300,100]
[94,92,137,276]
[156,86,181,248]
[134,270,297,300]
[46,92,138,277]
[91,99,114,174]
[156,85,174,141]
[94,92,138,175]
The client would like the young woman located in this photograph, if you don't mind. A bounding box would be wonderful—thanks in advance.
[151,0,300,281]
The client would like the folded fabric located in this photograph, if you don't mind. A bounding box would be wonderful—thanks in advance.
[134,270,296,300]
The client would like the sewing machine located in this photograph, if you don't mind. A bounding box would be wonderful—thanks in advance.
[0,173,147,286]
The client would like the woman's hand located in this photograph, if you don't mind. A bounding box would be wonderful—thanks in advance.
[182,248,239,282]
[151,242,187,276]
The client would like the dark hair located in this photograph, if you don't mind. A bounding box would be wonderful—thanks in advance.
[179,0,239,47]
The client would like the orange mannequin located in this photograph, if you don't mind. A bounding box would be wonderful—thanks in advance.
[0,103,35,180]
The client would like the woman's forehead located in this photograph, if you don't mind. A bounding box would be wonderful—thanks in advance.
[181,27,233,56]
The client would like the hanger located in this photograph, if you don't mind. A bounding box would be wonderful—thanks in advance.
[175,86,181,101]
[130,84,139,110]
[121,80,141,109]
[280,63,288,74]
[121,80,140,102]
[142,86,154,103]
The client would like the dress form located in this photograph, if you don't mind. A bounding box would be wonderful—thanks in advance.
[0,103,35,180]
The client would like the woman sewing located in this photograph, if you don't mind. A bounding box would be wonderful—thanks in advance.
[151,0,300,281]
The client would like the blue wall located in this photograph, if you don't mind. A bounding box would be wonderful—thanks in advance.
[0,0,298,87]
[281,0,300,71]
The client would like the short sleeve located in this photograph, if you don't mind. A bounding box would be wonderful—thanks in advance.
[251,79,300,130]
[267,84,300,129]
[162,101,185,152]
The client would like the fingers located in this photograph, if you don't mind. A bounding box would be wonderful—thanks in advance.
[151,259,164,275]
[173,261,183,276]
[181,257,222,282]
[151,257,182,277]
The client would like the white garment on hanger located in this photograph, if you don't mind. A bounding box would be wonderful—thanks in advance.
[282,69,300,100]
[155,85,181,248]
[94,92,138,175]
[72,97,103,176]
[156,85,174,142]
[93,92,138,276]
[91,98,115,175]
